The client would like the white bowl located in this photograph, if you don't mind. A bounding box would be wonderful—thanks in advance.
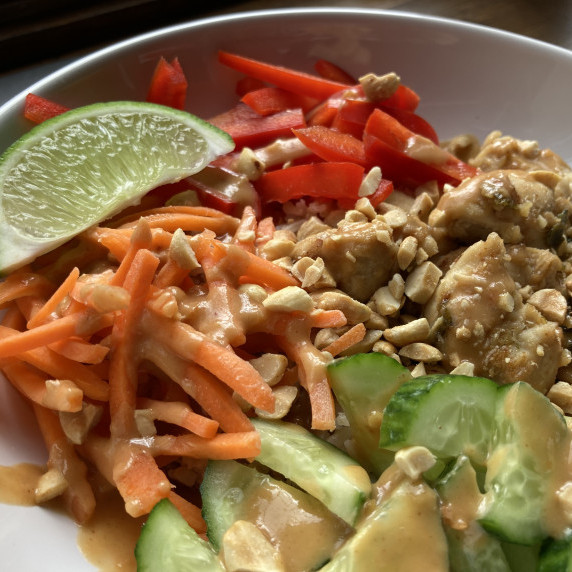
[1,8,572,570]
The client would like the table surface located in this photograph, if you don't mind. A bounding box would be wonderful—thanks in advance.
[1,0,571,106]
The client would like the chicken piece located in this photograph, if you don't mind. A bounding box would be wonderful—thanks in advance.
[429,169,572,249]
[470,131,572,175]
[291,218,398,302]
[425,233,563,393]
[504,243,564,292]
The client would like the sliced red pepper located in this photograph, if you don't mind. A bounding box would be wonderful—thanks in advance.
[146,57,188,110]
[379,84,420,112]
[293,126,367,166]
[218,50,350,101]
[24,93,70,124]
[235,76,267,97]
[241,87,318,116]
[365,108,477,184]
[256,162,364,204]
[364,132,460,189]
[209,103,306,149]
[338,177,394,210]
[187,165,261,217]
[335,99,439,143]
[314,59,356,84]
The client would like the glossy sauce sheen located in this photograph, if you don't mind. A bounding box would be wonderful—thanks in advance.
[77,482,145,571]
[0,462,44,505]
[0,463,142,571]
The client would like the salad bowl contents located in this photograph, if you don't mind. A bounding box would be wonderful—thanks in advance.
[2,8,572,572]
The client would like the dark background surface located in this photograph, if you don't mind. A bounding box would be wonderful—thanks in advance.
[1,0,571,105]
[2,0,571,72]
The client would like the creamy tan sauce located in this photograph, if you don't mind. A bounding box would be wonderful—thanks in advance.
[0,462,44,505]
[246,480,352,572]
[77,485,144,572]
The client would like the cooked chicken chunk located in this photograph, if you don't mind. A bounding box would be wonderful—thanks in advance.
[429,169,572,248]
[292,218,398,302]
[470,131,572,175]
[425,233,563,393]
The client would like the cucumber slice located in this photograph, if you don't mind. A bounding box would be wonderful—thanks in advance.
[135,498,224,571]
[321,479,448,571]
[251,418,371,525]
[435,455,510,572]
[502,541,541,572]
[538,535,572,572]
[379,374,498,466]
[479,381,570,546]
[327,353,411,476]
[201,460,351,571]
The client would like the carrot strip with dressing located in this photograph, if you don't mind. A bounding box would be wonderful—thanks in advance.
[3,361,83,412]
[150,430,261,459]
[168,491,207,533]
[143,341,254,433]
[27,267,80,329]
[109,248,160,437]
[0,270,53,309]
[137,397,219,439]
[322,322,367,357]
[144,311,275,412]
[33,403,96,524]
[48,337,110,364]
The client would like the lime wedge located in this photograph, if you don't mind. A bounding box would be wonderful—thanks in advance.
[0,101,235,273]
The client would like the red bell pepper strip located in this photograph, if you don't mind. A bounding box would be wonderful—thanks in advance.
[235,76,267,97]
[256,162,365,204]
[379,84,420,112]
[338,177,394,210]
[187,165,261,217]
[335,99,439,143]
[24,93,70,124]
[218,50,350,101]
[146,57,188,110]
[364,133,461,189]
[241,87,318,116]
[209,103,306,149]
[314,59,356,85]
[365,108,477,184]
[293,126,367,166]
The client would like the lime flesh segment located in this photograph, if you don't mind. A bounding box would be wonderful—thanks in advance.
[0,101,235,273]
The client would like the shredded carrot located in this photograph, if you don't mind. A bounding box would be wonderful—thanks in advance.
[322,322,367,357]
[3,360,83,412]
[255,216,275,247]
[33,404,96,523]
[231,205,258,253]
[48,337,110,364]
[110,218,153,287]
[145,311,275,413]
[309,309,348,329]
[137,397,219,439]
[109,248,160,437]
[168,491,207,533]
[0,312,107,359]
[150,431,261,459]
[27,266,80,329]
[0,270,53,309]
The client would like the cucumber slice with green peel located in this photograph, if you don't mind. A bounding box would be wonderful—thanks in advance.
[435,455,510,572]
[251,418,371,525]
[135,498,224,571]
[479,381,570,546]
[327,353,412,476]
[321,478,448,571]
[502,541,541,572]
[538,535,572,572]
[201,460,352,571]
[379,374,498,466]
